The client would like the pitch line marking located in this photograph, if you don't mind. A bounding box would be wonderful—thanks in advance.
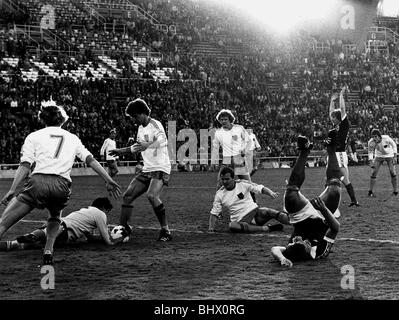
[20,220,399,245]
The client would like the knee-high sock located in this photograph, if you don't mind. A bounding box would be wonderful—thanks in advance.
[326,145,341,180]
[369,176,376,192]
[288,150,309,188]
[345,183,357,203]
[391,176,397,192]
[120,204,134,228]
[154,203,168,230]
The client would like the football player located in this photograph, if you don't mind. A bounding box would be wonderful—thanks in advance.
[0,100,121,265]
[100,128,119,177]
[208,166,288,233]
[0,197,128,251]
[109,98,172,241]
[367,129,398,197]
[329,87,359,207]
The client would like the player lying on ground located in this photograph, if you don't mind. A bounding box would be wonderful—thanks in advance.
[208,166,289,233]
[271,135,341,267]
[0,100,121,265]
[0,197,128,251]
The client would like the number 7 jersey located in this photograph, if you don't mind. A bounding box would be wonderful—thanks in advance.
[20,126,92,182]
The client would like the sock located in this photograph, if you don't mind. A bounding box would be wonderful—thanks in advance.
[154,204,168,230]
[345,183,357,203]
[120,204,134,232]
[391,176,397,193]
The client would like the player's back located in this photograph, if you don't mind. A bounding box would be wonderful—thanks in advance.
[21,126,91,181]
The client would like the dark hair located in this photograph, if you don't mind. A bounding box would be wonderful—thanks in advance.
[39,106,67,126]
[371,129,381,137]
[91,197,113,211]
[331,110,342,122]
[220,166,234,178]
[218,111,234,123]
[283,243,312,262]
[125,98,151,117]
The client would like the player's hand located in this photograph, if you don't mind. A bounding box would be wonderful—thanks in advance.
[310,197,327,212]
[131,142,149,153]
[268,191,279,199]
[135,164,143,174]
[1,190,15,207]
[281,257,293,268]
[106,180,122,199]
[109,149,120,157]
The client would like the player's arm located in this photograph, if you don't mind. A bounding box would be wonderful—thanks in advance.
[254,136,261,151]
[368,139,376,166]
[2,135,35,206]
[271,246,293,267]
[329,92,338,121]
[100,140,107,159]
[108,145,137,157]
[246,181,279,199]
[208,195,222,232]
[388,136,397,163]
[310,197,340,240]
[1,162,30,206]
[211,133,221,165]
[339,86,347,119]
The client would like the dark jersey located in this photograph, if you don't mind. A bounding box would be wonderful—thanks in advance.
[311,236,335,259]
[336,116,349,152]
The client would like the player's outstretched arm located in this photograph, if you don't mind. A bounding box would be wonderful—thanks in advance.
[85,155,121,198]
[1,163,30,206]
[339,86,347,119]
[109,146,135,157]
[329,93,338,120]
[271,246,293,267]
[310,197,340,239]
[261,186,279,199]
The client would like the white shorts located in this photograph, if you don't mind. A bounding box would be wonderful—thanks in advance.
[288,200,324,224]
[328,152,348,168]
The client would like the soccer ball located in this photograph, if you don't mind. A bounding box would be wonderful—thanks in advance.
[110,225,127,241]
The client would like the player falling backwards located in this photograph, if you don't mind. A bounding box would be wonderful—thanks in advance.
[329,86,359,207]
[109,98,172,241]
[0,100,121,265]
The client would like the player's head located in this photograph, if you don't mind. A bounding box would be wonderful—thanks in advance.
[109,128,117,139]
[330,110,342,125]
[220,166,235,189]
[283,236,313,262]
[125,98,151,121]
[371,129,382,142]
[38,100,69,127]
[216,109,235,128]
[91,197,113,213]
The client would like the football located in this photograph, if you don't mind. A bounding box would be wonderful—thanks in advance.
[110,225,127,241]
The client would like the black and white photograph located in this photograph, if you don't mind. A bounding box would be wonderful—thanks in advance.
[0,0,398,308]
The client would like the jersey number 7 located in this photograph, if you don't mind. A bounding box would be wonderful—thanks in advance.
[50,135,65,159]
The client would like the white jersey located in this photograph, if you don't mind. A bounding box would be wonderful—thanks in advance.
[368,135,397,160]
[210,180,263,222]
[62,206,111,244]
[135,118,171,174]
[213,125,251,158]
[20,126,92,182]
[100,138,118,161]
[248,133,261,151]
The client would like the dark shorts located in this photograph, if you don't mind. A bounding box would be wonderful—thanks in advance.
[135,171,170,187]
[17,174,71,212]
[107,160,118,171]
[288,217,328,244]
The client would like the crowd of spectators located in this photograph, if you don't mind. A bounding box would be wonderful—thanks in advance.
[1,0,399,165]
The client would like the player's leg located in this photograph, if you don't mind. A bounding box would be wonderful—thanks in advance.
[387,158,398,195]
[341,166,359,207]
[320,136,342,215]
[369,158,382,197]
[42,211,62,264]
[254,207,290,225]
[146,173,171,241]
[108,160,118,178]
[229,208,285,233]
[284,136,312,214]
[0,197,33,239]
[120,176,148,231]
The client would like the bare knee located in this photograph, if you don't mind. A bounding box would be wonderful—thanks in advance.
[147,192,159,204]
